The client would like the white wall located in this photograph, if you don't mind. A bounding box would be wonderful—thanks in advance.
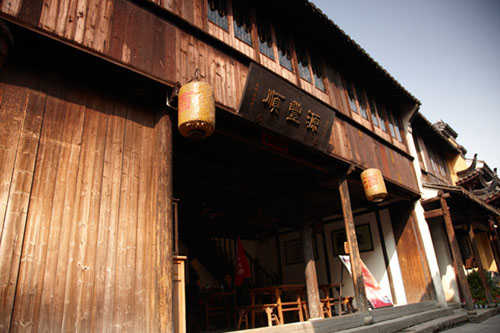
[379,209,407,305]
[429,218,460,303]
[268,210,405,308]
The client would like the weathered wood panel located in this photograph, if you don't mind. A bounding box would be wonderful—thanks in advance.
[324,65,349,116]
[391,205,434,303]
[0,58,172,331]
[175,29,247,110]
[328,118,419,192]
[0,66,46,332]
[1,0,418,192]
[299,78,330,105]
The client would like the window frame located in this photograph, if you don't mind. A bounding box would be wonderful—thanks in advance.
[207,0,229,31]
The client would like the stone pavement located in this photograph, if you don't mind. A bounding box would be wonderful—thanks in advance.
[441,313,500,332]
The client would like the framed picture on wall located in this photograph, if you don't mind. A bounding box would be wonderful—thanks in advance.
[331,224,374,256]
[285,236,319,265]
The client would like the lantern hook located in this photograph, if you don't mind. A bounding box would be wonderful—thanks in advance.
[166,81,181,110]
[188,68,201,83]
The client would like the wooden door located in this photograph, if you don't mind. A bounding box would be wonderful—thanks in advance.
[390,202,435,303]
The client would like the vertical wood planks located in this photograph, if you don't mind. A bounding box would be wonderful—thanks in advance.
[0,57,173,330]
[175,29,246,110]
[154,108,173,333]
[0,67,46,332]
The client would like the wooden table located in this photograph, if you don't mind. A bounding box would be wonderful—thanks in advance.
[250,284,306,326]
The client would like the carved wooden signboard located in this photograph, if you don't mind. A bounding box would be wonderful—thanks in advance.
[239,63,335,152]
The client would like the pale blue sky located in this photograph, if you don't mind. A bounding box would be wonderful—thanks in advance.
[312,0,500,171]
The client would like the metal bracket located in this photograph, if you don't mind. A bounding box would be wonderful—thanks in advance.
[166,82,181,110]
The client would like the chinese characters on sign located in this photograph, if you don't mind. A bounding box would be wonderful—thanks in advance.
[286,100,302,125]
[262,89,284,115]
[239,63,335,152]
[262,89,321,134]
[306,110,320,133]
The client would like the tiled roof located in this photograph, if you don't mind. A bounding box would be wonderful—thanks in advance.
[411,112,462,155]
[423,182,500,216]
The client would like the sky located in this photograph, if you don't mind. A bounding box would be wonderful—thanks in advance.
[311,0,500,171]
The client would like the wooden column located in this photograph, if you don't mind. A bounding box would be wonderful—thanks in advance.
[468,226,494,306]
[440,196,475,313]
[339,178,369,313]
[155,109,174,332]
[299,192,324,319]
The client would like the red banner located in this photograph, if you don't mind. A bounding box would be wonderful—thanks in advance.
[235,236,251,286]
[339,255,392,308]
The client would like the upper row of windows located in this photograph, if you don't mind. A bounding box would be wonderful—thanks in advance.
[207,0,326,92]
[345,80,404,143]
[207,0,405,145]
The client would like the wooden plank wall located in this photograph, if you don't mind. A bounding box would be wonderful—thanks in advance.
[0,0,418,190]
[1,0,248,111]
[0,60,172,331]
[328,118,419,192]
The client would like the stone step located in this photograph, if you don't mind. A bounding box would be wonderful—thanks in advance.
[339,307,455,333]
[370,301,439,324]
[396,311,468,332]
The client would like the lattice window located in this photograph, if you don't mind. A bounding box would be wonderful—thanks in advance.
[311,59,326,92]
[233,0,252,45]
[208,0,228,31]
[257,19,274,60]
[369,99,380,127]
[297,47,312,82]
[376,102,388,132]
[276,29,293,72]
[346,81,358,114]
[355,86,369,120]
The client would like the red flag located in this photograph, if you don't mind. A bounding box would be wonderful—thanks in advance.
[235,236,251,286]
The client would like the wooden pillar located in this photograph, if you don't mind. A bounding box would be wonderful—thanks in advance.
[440,196,475,313]
[468,226,494,306]
[299,192,324,320]
[339,178,369,313]
[156,109,174,332]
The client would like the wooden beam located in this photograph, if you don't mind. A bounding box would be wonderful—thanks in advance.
[424,208,444,219]
[300,192,324,319]
[421,193,450,206]
[440,196,475,314]
[468,226,494,306]
[339,178,369,313]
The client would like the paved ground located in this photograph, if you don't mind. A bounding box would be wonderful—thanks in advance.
[441,313,500,332]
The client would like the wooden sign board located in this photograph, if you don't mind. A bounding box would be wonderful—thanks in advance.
[238,63,335,152]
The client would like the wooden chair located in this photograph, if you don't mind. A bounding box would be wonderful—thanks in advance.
[236,304,279,329]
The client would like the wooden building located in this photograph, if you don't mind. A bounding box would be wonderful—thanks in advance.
[0,0,448,331]
[410,113,500,310]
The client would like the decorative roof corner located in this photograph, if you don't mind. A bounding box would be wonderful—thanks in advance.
[457,153,478,178]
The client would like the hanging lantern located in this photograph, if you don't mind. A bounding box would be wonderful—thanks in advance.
[360,168,387,202]
[178,80,215,141]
